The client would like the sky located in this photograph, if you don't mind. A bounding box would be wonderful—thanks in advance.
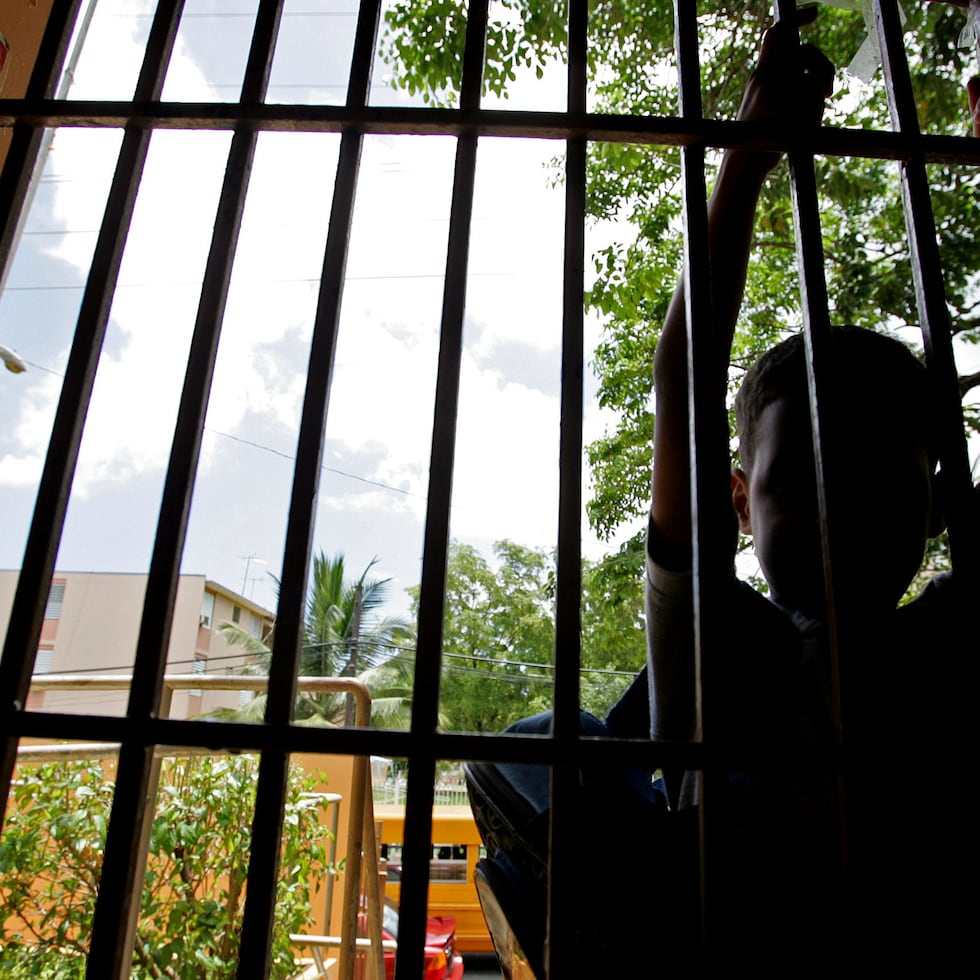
[1,0,977,636]
[0,0,637,628]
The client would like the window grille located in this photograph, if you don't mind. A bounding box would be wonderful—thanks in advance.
[0,2,977,978]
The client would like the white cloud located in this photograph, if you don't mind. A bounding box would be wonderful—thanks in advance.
[1,6,632,592]
[0,453,44,488]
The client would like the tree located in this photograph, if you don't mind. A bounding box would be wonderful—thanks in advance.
[419,540,556,732]
[213,552,416,727]
[416,539,644,731]
[0,754,334,979]
[578,544,647,715]
[380,0,980,585]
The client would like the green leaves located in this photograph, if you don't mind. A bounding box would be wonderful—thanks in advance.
[408,539,646,728]
[381,0,980,569]
[214,552,416,727]
[0,755,335,978]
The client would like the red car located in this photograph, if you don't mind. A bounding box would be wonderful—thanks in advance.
[355,897,465,980]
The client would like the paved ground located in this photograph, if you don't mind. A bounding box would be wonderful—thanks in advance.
[463,953,504,978]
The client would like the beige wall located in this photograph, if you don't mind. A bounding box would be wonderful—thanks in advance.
[0,570,275,719]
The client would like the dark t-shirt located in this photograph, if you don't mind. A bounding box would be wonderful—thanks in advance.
[642,554,974,967]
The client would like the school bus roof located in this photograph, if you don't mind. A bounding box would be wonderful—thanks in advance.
[373,803,483,844]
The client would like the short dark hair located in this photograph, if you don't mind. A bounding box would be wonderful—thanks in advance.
[734,326,936,473]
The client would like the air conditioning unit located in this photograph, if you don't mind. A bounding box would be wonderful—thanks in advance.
[199,614,211,628]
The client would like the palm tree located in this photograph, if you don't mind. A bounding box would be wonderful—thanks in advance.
[210,552,418,727]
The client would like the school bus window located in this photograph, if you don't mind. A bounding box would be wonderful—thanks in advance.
[381,843,469,882]
[431,844,467,882]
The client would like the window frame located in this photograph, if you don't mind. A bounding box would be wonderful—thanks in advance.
[0,2,977,977]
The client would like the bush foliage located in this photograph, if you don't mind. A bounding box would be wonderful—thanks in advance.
[0,754,335,978]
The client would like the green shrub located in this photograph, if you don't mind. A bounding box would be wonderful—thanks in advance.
[0,754,336,978]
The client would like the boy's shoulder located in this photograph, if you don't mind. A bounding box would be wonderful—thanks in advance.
[893,569,970,654]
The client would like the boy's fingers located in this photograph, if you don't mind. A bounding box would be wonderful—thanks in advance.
[801,43,835,100]
[760,3,819,60]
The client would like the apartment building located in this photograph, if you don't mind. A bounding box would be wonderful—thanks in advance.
[0,570,275,719]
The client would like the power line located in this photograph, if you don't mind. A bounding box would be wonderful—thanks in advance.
[36,641,638,681]
[207,428,419,497]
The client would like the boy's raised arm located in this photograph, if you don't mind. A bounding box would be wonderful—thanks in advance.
[649,11,834,569]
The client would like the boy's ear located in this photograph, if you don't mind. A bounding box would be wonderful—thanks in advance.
[928,469,947,539]
[731,468,753,535]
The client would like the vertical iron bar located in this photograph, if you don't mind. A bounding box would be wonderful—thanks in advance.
[775,0,844,739]
[0,0,85,794]
[406,1,487,743]
[786,145,856,894]
[0,0,83,283]
[785,166,843,730]
[785,111,855,949]
[874,0,980,573]
[673,0,733,963]
[401,42,486,980]
[237,2,383,977]
[772,0,853,916]
[552,0,587,740]
[398,1,489,975]
[0,0,185,833]
[88,2,283,976]
[545,1,587,977]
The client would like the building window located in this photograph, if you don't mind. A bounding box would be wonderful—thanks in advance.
[248,613,262,640]
[34,649,53,675]
[232,605,241,624]
[200,592,214,630]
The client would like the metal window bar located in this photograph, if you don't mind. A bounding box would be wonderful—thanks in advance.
[0,1,978,977]
[89,2,286,974]
[544,1,588,976]
[671,0,732,951]
[0,0,83,270]
[0,0,185,835]
[397,3,490,974]
[774,0,854,920]
[876,0,980,567]
[238,0,382,972]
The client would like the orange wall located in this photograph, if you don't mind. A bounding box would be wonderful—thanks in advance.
[0,0,56,168]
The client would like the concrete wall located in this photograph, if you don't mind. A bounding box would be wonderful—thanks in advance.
[0,569,274,718]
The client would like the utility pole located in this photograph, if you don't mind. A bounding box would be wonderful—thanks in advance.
[344,583,363,726]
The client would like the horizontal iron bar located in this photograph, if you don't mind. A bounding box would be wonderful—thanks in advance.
[2,101,979,163]
[11,708,939,772]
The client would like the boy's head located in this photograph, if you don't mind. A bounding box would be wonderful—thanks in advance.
[730,327,944,619]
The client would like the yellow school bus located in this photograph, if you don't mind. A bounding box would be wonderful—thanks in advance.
[374,803,493,955]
